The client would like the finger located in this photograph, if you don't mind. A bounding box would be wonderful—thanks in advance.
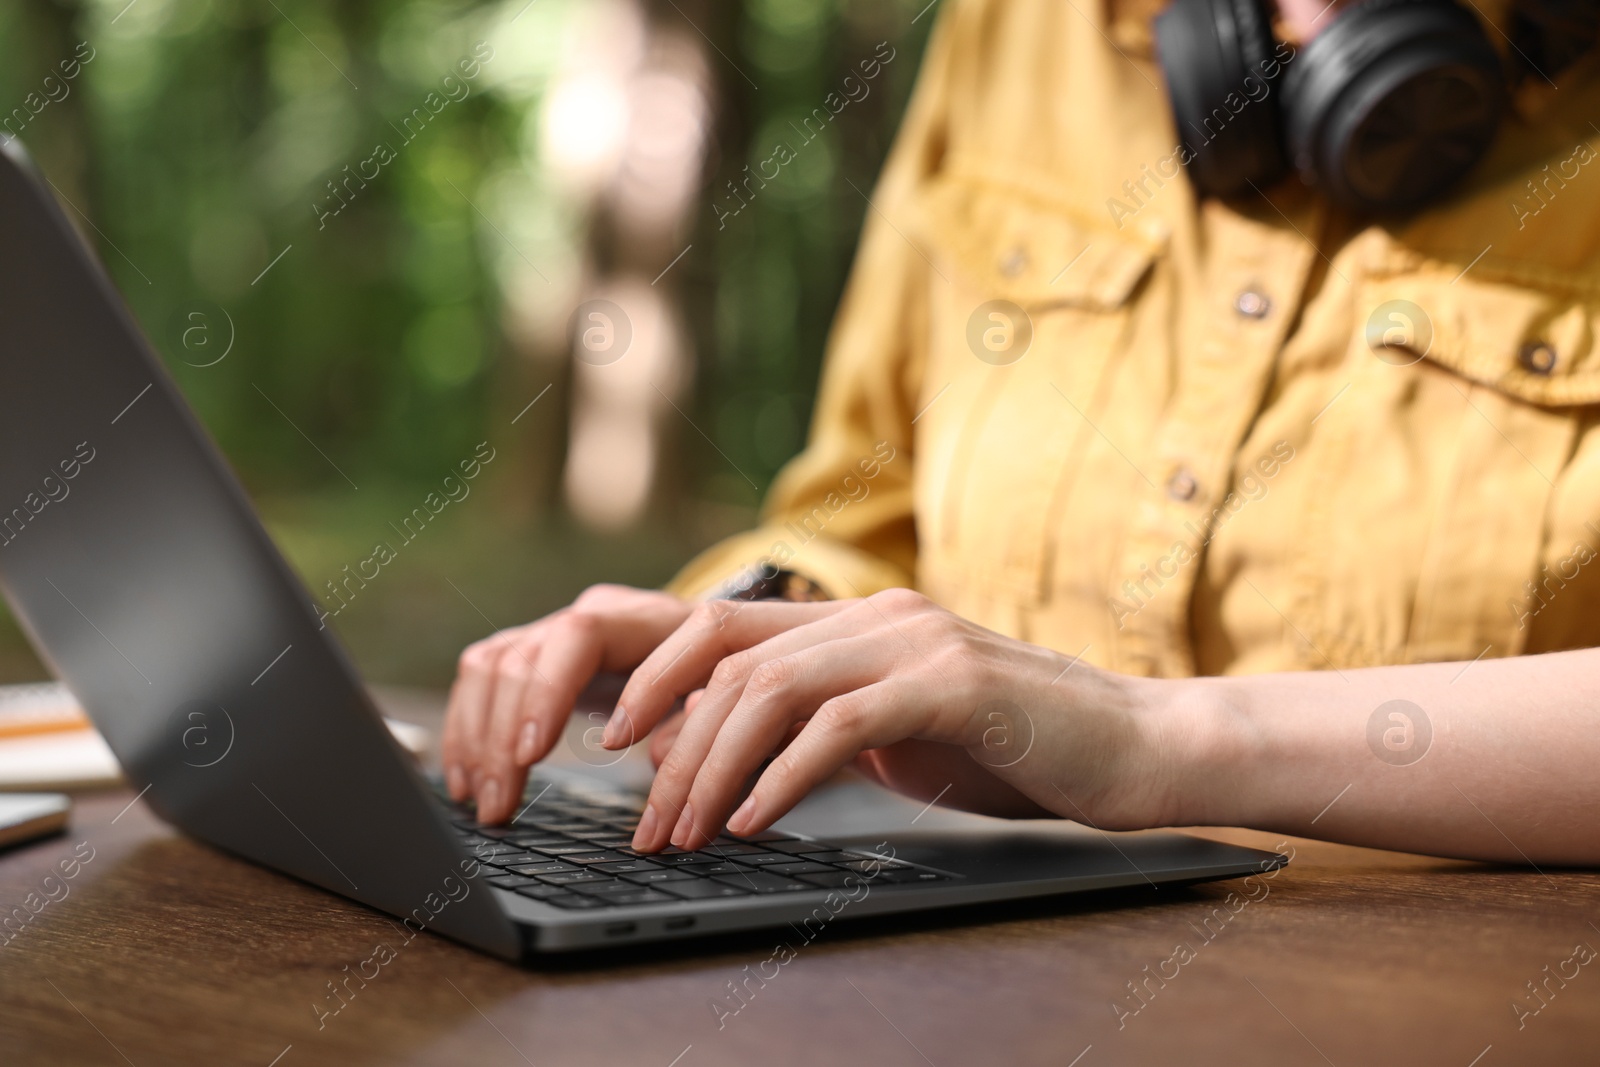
[727,679,924,838]
[442,680,471,800]
[444,626,536,801]
[443,647,488,799]
[445,586,688,804]
[645,596,911,765]
[636,627,889,851]
[608,600,847,748]
[565,586,700,669]
[667,640,886,851]
[650,705,803,773]
[630,606,900,850]
[476,613,609,823]
[473,630,550,823]
[648,709,686,768]
[631,603,896,850]
[649,690,700,767]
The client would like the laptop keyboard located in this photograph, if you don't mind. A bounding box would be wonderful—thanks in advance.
[444,779,955,911]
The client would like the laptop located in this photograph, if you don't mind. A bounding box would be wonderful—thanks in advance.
[0,139,1287,959]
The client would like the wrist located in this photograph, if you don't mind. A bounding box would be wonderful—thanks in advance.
[1142,674,1259,828]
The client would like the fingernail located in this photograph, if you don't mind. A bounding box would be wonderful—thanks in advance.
[632,803,659,850]
[727,794,758,835]
[477,778,501,822]
[515,721,539,764]
[602,704,628,748]
[446,765,465,800]
[669,802,696,849]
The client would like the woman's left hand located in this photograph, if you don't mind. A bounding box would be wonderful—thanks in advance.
[607,589,1180,852]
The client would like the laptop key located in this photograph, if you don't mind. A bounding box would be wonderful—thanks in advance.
[529,843,608,857]
[484,855,546,871]
[598,889,677,906]
[537,871,612,885]
[456,827,503,847]
[487,874,542,889]
[836,858,911,874]
[727,830,795,842]
[524,824,602,837]
[764,839,834,854]
[575,879,660,896]
[470,825,517,839]
[793,870,863,889]
[503,860,581,876]
[472,843,532,859]
[655,852,731,868]
[541,894,608,910]
[619,868,699,885]
[701,842,769,857]
[732,853,795,867]
[562,850,639,866]
[711,873,814,894]
[557,812,612,823]
[589,859,665,875]
[504,834,571,849]
[806,850,894,865]
[581,835,636,848]
[764,860,835,876]
[659,880,751,900]
[687,863,754,877]
[612,845,686,858]
[513,882,573,900]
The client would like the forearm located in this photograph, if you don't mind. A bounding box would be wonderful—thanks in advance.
[1164,648,1600,865]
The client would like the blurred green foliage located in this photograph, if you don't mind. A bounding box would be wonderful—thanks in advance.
[0,0,932,685]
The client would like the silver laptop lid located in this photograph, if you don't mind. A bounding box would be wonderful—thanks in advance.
[0,141,519,960]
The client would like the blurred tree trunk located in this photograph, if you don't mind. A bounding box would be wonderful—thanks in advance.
[21,1,93,240]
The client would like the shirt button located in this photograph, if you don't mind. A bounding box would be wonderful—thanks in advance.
[1519,342,1558,375]
[1166,468,1199,502]
[1234,288,1272,319]
[998,247,1028,278]
[1139,219,1171,244]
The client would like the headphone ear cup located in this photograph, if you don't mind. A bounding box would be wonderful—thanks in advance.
[1155,0,1288,198]
[1281,0,1505,214]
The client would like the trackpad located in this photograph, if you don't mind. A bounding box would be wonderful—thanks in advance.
[827,827,1251,884]
[775,775,1273,884]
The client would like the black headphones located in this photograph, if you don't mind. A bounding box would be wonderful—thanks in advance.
[1154,0,1507,213]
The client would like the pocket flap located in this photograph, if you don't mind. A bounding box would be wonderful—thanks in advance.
[1363,269,1600,407]
[913,175,1158,310]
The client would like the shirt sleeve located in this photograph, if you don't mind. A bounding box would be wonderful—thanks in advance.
[666,10,961,601]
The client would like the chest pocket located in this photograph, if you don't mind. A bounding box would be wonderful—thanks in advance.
[909,172,1158,607]
[1301,261,1600,665]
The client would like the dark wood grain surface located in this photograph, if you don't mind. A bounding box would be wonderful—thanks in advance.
[2,691,1596,1067]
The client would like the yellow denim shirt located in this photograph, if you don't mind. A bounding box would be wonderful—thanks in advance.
[670,0,1600,679]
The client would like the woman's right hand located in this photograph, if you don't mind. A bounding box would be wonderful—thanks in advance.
[442,584,697,823]
[645,694,1050,822]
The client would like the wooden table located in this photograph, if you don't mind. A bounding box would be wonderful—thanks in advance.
[2,692,1597,1066]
